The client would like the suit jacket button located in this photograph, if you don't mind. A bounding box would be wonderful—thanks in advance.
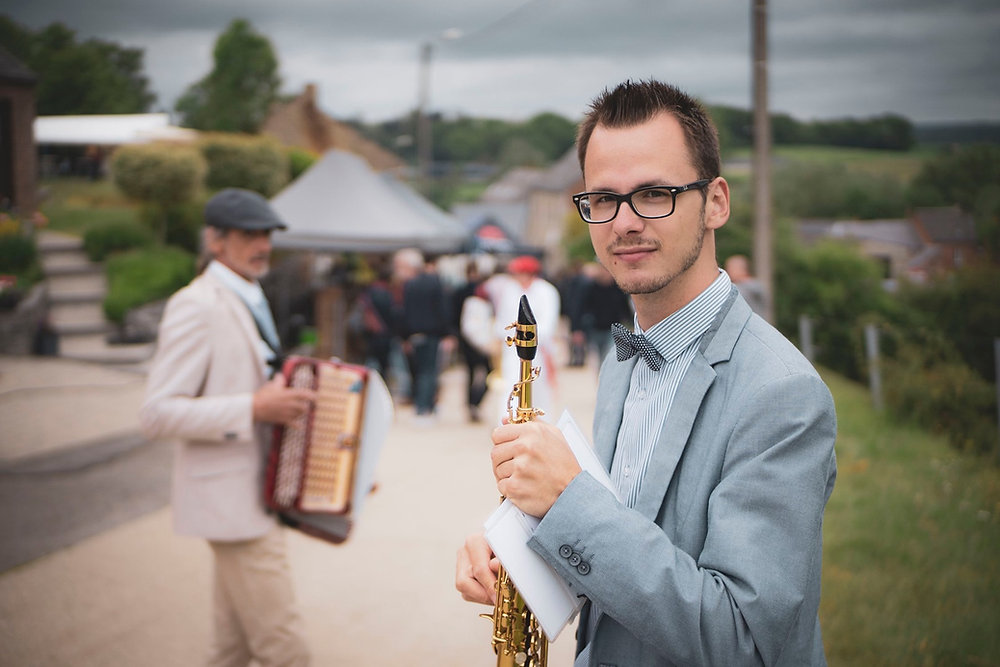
[568,552,582,567]
[577,561,591,575]
[559,545,573,558]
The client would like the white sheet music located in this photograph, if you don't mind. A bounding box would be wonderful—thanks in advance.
[352,369,393,515]
[483,410,621,640]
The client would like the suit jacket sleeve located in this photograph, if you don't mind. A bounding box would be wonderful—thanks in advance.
[139,283,256,443]
[528,369,836,666]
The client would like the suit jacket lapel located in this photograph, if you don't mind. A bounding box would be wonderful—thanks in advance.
[203,272,270,376]
[593,353,635,471]
[632,288,750,521]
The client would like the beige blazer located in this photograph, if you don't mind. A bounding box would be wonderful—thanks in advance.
[140,271,275,541]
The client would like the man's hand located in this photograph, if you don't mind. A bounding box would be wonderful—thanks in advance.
[252,373,316,425]
[491,420,581,518]
[456,532,499,605]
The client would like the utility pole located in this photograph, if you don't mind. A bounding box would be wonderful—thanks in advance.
[752,0,774,323]
[416,41,433,187]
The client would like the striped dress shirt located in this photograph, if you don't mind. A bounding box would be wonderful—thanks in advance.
[610,270,732,508]
[575,270,732,666]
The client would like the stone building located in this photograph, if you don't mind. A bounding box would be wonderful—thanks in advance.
[0,46,37,214]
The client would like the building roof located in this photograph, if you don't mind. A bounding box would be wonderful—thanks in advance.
[798,218,923,249]
[34,113,196,145]
[0,46,36,85]
[534,147,583,192]
[261,84,404,173]
[911,205,978,243]
[480,167,547,203]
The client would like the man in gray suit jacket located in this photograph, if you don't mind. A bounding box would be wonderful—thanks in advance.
[141,188,316,666]
[457,80,837,666]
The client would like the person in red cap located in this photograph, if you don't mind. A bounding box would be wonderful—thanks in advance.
[480,254,561,422]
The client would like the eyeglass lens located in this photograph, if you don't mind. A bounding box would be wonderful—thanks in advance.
[579,187,676,223]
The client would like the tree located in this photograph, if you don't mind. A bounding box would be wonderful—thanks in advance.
[0,17,155,115]
[175,19,281,133]
[906,144,1000,212]
[518,112,577,162]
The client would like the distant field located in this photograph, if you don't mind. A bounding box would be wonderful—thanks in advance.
[725,144,935,183]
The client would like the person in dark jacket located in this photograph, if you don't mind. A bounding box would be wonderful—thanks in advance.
[394,248,453,421]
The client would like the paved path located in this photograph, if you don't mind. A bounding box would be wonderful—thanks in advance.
[0,353,602,665]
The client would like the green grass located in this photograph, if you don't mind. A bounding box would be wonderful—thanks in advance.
[726,144,936,182]
[38,177,141,236]
[821,370,1000,666]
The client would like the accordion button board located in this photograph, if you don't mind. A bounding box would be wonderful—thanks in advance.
[269,358,367,515]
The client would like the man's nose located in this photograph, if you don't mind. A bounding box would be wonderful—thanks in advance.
[611,201,646,236]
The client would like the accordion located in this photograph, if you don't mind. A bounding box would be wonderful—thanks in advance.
[265,356,390,544]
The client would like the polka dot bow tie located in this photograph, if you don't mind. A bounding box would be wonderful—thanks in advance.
[611,322,663,371]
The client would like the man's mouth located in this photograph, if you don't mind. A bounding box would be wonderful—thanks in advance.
[611,243,658,261]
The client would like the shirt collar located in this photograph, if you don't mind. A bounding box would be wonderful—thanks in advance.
[636,270,732,365]
[207,260,266,307]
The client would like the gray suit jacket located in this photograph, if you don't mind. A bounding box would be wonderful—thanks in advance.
[529,290,837,666]
[140,270,275,541]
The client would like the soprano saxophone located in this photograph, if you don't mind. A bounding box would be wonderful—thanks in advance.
[483,294,548,666]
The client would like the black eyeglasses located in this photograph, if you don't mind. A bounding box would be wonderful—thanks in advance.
[572,179,712,224]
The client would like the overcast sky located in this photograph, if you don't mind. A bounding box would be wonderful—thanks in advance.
[6,0,1000,125]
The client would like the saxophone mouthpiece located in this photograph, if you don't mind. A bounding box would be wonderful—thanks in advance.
[514,295,538,361]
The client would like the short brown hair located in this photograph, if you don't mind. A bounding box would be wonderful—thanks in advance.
[576,79,721,181]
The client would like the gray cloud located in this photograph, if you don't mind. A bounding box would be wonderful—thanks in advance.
[5,0,999,123]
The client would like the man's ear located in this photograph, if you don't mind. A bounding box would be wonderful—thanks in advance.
[704,177,730,231]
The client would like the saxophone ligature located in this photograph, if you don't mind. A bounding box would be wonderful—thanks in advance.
[483,294,548,666]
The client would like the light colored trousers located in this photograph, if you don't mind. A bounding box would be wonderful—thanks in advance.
[208,525,309,667]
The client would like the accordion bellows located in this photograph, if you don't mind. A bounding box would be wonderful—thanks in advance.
[266,357,368,541]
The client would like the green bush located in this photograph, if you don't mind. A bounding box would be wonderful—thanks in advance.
[287,147,317,181]
[0,233,37,275]
[111,143,206,206]
[776,239,892,380]
[82,220,155,261]
[103,246,195,323]
[773,161,907,219]
[200,133,289,196]
[883,348,997,454]
[895,265,1000,383]
[0,215,42,296]
[136,201,204,254]
[111,143,207,243]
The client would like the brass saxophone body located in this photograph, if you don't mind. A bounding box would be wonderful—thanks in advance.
[486,294,548,667]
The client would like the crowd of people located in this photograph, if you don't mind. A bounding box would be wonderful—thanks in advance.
[348,248,633,426]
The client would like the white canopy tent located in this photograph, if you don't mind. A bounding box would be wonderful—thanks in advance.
[34,113,196,145]
[270,149,468,254]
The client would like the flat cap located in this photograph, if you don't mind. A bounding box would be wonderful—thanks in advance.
[204,188,288,231]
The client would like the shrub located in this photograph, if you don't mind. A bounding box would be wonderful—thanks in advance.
[776,240,891,380]
[82,220,155,261]
[287,147,317,181]
[135,201,204,254]
[773,161,906,220]
[103,246,195,323]
[883,345,997,454]
[895,265,1000,383]
[0,233,37,275]
[199,133,289,196]
[0,213,42,298]
[111,143,207,242]
[111,143,206,206]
